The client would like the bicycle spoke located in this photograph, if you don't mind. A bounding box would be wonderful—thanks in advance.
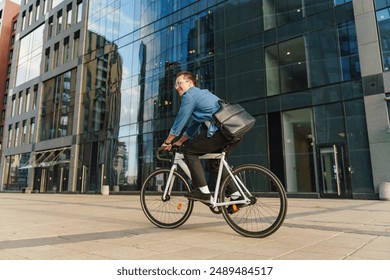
[220,164,287,238]
[140,169,193,229]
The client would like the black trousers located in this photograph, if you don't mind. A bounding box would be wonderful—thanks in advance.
[182,130,240,195]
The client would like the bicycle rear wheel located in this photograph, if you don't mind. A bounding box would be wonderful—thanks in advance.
[140,169,194,229]
[219,164,287,238]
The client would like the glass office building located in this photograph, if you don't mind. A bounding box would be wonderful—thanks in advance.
[1,0,390,199]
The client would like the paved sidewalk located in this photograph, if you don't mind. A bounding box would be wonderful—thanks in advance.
[0,193,389,260]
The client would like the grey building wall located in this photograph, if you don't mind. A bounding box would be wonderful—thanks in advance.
[354,0,390,191]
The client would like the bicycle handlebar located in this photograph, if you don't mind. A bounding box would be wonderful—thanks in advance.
[156,147,171,162]
[156,146,183,162]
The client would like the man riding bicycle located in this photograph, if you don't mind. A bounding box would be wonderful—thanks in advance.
[161,71,242,204]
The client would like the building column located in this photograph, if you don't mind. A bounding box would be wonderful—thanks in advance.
[353,0,390,192]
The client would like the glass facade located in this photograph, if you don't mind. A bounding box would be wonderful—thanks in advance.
[40,69,76,141]
[75,0,372,197]
[15,24,44,87]
[375,0,390,70]
[3,0,387,198]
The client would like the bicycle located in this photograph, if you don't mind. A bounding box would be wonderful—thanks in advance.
[140,147,287,238]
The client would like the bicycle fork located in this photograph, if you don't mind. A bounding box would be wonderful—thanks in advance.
[162,153,190,201]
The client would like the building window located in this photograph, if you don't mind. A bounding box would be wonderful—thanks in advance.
[29,118,35,144]
[265,24,354,95]
[35,0,41,21]
[265,36,308,95]
[15,24,45,86]
[25,88,31,112]
[63,37,70,63]
[33,85,38,110]
[22,120,27,145]
[66,3,72,28]
[76,0,83,23]
[263,0,304,31]
[43,0,48,15]
[52,0,62,9]
[334,0,352,6]
[57,10,63,35]
[21,11,26,31]
[53,43,60,68]
[375,1,390,71]
[7,125,13,148]
[48,16,53,39]
[41,69,76,140]
[14,123,20,147]
[18,91,23,115]
[44,47,51,72]
[11,95,16,117]
[73,31,80,59]
[338,20,360,80]
[28,5,33,26]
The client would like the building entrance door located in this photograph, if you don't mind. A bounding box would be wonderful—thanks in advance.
[283,108,316,193]
[319,144,350,198]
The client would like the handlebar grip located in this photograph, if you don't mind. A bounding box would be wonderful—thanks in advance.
[156,147,172,162]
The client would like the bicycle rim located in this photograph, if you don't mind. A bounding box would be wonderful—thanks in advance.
[220,164,287,238]
[140,169,194,229]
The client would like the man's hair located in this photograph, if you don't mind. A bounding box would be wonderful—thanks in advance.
[176,71,197,86]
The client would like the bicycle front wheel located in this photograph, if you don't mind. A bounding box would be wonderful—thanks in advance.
[140,168,194,229]
[219,164,287,238]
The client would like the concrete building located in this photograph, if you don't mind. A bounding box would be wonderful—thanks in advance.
[0,0,389,199]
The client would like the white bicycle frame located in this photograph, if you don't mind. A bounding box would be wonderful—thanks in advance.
[161,150,252,208]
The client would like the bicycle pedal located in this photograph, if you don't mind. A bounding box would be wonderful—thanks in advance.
[227,203,240,214]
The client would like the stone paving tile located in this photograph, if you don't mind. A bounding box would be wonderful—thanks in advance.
[346,249,390,260]
[2,245,80,260]
[360,236,390,252]
[0,194,390,261]
[274,250,346,260]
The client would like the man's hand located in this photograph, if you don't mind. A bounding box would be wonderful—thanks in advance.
[161,142,172,151]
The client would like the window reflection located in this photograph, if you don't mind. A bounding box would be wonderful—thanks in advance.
[338,20,360,80]
[41,69,76,141]
[15,24,45,86]
[3,153,30,191]
[79,0,367,195]
[83,1,233,190]
[266,36,308,95]
[52,0,62,9]
[334,0,352,6]
[375,1,390,71]
[81,31,123,191]
[263,0,304,30]
[265,24,359,95]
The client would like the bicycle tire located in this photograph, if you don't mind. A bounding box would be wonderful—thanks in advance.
[140,168,194,229]
[219,164,287,238]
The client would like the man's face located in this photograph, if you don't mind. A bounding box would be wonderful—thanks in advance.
[175,75,192,96]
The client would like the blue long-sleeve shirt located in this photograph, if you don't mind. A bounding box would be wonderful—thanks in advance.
[169,86,220,138]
